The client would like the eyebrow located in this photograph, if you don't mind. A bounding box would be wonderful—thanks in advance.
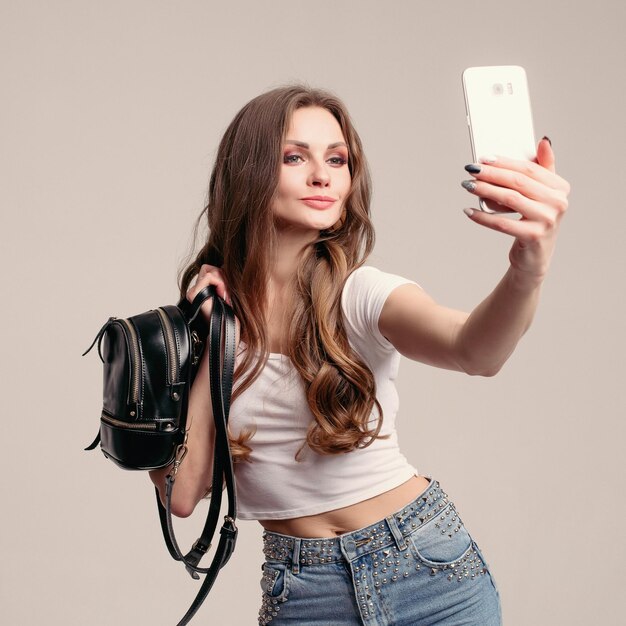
[284,140,348,149]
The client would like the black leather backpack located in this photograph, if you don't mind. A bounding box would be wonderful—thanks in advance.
[83,286,238,625]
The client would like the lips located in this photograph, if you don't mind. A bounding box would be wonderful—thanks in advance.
[300,196,337,210]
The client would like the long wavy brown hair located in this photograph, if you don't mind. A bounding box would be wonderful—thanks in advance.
[179,84,390,465]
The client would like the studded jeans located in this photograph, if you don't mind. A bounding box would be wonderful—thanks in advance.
[258,477,502,625]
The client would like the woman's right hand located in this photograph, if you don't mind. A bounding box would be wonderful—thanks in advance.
[186,264,232,324]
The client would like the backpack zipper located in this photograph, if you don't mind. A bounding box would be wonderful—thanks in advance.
[120,318,140,406]
[155,307,180,389]
[101,411,157,430]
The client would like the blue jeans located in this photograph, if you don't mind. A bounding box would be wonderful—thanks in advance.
[259,477,502,625]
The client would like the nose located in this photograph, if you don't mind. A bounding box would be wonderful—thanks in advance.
[308,159,331,187]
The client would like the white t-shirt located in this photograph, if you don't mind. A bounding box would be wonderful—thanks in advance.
[228,265,421,520]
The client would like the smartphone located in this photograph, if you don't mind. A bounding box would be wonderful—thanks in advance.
[462,65,537,213]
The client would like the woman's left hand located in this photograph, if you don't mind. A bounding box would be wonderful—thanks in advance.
[461,137,571,282]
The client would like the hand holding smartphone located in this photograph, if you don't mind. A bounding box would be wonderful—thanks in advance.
[462,65,537,213]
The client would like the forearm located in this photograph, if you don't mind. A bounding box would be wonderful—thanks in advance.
[456,266,543,376]
[149,344,216,517]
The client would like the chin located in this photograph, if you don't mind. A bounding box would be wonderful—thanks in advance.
[276,213,342,233]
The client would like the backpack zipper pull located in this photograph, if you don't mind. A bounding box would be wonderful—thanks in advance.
[82,316,116,362]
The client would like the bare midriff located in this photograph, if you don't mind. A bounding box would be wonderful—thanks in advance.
[258,474,431,539]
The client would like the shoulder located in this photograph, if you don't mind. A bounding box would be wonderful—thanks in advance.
[341,265,421,351]
[342,265,420,301]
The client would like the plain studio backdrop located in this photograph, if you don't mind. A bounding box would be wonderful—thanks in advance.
[1,1,624,624]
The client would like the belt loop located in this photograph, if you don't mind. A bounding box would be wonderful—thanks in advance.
[291,538,301,575]
[386,514,408,551]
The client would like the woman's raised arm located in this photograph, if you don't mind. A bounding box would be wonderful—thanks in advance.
[149,266,239,517]
[379,138,570,376]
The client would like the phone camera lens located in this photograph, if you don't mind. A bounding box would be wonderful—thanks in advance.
[492,83,504,96]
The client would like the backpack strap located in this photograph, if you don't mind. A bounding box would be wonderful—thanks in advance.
[155,292,238,625]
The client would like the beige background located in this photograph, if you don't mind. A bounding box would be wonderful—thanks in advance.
[2,1,624,624]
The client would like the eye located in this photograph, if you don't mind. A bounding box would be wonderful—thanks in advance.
[328,156,348,166]
[283,153,304,164]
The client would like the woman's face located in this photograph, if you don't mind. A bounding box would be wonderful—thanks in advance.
[273,106,351,235]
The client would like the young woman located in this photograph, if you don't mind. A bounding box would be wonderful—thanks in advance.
[150,85,570,625]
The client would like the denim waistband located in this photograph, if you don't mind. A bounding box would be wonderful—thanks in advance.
[262,477,451,571]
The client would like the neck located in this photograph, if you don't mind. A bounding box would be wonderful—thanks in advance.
[269,227,317,295]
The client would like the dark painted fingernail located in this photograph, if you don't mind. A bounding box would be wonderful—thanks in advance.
[542,135,552,146]
[464,163,481,174]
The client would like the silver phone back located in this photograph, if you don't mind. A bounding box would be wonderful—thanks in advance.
[462,66,537,212]
[462,65,536,163]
